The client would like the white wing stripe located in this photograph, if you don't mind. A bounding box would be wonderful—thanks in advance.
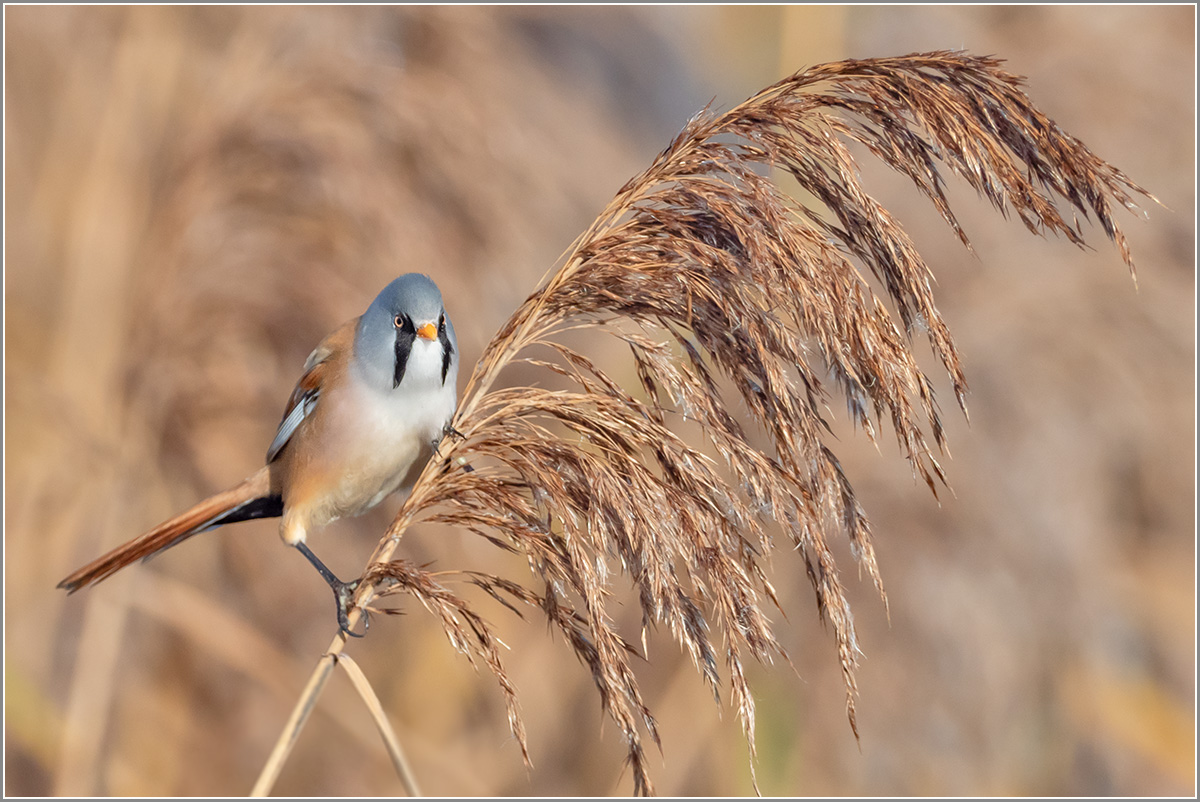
[266,390,318,463]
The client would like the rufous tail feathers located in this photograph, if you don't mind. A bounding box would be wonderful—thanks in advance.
[58,467,281,593]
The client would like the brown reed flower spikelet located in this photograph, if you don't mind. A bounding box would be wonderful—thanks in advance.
[363,51,1152,794]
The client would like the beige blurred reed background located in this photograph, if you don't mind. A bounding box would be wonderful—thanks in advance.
[4,5,1194,796]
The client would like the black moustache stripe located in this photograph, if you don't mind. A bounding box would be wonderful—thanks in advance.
[393,328,415,388]
[439,325,454,384]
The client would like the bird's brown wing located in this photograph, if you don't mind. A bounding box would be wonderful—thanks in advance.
[265,318,358,464]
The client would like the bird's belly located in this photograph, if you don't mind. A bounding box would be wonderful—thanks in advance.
[318,382,452,522]
[276,363,456,546]
[327,444,418,517]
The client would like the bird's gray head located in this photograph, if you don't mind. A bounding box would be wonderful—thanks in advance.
[353,274,457,391]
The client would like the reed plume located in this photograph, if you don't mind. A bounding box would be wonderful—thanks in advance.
[352,52,1151,794]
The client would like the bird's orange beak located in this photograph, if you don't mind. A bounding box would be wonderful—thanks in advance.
[416,322,438,341]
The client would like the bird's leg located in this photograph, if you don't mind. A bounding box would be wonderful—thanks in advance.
[294,541,368,638]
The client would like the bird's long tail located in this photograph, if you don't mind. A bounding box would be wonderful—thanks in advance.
[57,467,281,593]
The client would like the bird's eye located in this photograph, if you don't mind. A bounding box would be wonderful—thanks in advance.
[395,314,413,331]
[438,313,446,334]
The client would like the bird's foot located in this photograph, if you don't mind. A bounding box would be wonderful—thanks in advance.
[334,578,369,639]
[295,541,369,638]
[435,422,470,468]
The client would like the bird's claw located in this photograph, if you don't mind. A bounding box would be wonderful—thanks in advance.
[435,422,469,465]
[334,578,369,639]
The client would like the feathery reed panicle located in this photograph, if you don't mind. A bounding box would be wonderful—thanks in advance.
[366,52,1151,793]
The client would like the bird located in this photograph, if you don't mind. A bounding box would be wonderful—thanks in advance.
[57,273,460,637]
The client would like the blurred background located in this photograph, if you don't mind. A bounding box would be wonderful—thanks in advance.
[4,5,1194,796]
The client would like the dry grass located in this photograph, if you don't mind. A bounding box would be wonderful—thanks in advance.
[7,5,1193,797]
[327,51,1155,794]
